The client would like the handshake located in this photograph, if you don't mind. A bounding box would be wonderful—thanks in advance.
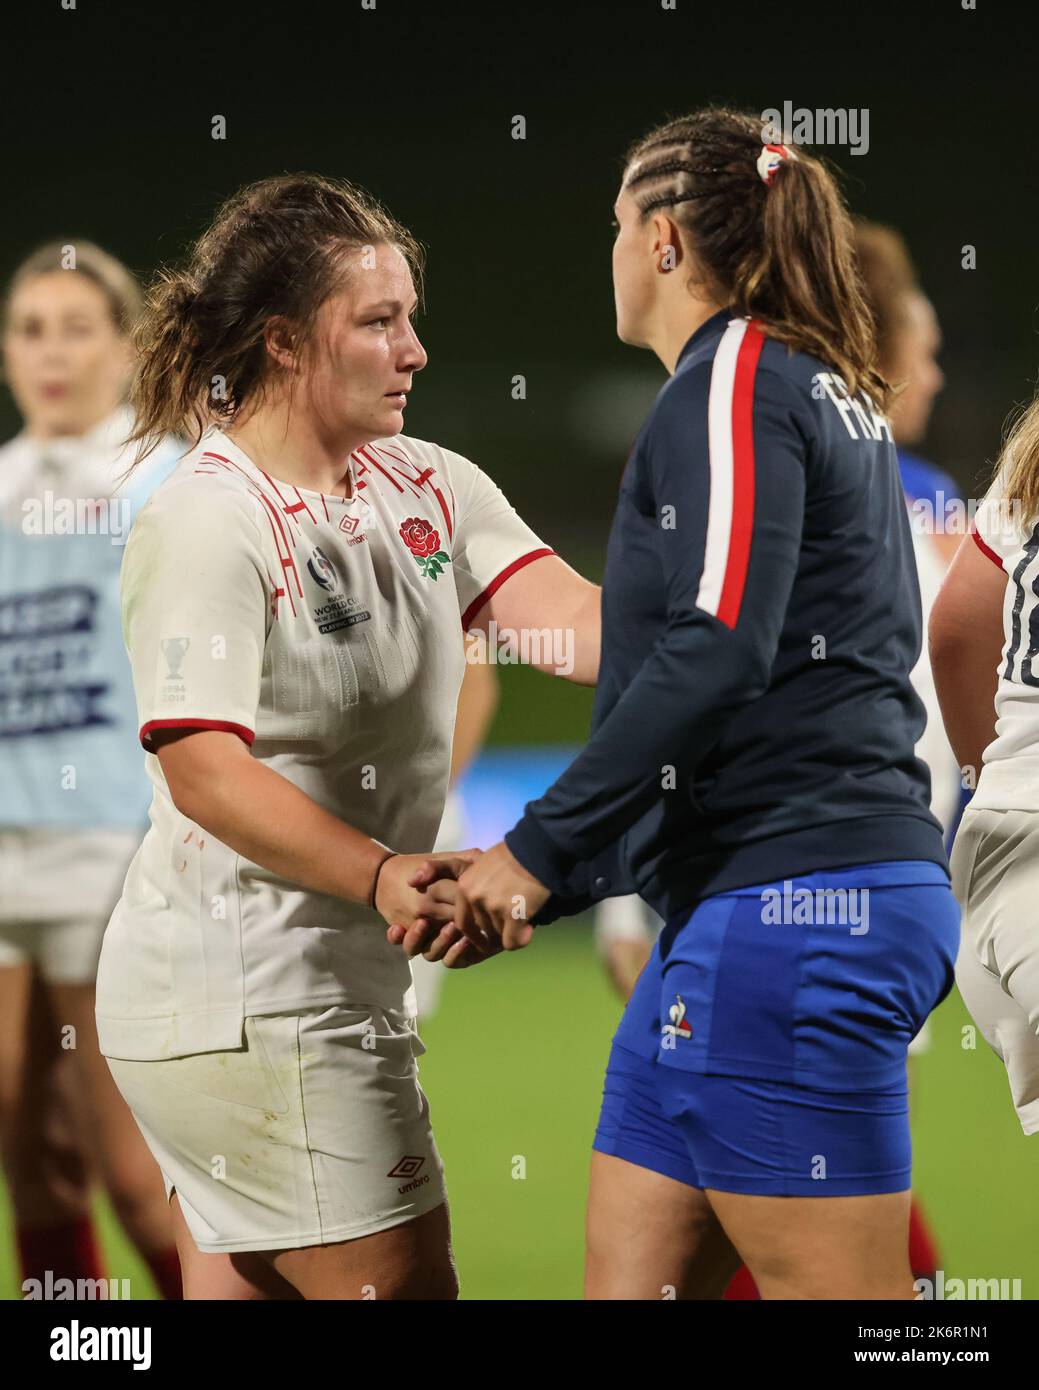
[375,844,552,969]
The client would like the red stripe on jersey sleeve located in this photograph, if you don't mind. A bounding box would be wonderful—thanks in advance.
[971,524,1004,571]
[460,548,556,631]
[716,323,765,629]
[140,718,255,752]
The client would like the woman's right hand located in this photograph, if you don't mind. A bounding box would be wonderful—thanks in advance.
[381,850,500,967]
[372,850,480,935]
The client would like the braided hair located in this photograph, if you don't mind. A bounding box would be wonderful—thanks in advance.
[623,108,890,409]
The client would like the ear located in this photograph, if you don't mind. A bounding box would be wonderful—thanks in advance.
[264,315,299,371]
[650,211,684,273]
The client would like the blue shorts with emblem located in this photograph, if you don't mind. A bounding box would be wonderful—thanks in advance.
[592,861,959,1196]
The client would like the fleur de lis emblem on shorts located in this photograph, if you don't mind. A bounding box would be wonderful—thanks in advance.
[399,517,449,581]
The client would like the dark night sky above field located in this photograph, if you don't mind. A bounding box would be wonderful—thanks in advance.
[2,0,1032,556]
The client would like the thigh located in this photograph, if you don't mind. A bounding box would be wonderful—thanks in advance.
[585,1151,741,1300]
[954,808,1039,1130]
[656,1068,913,1199]
[0,963,93,1215]
[588,1040,741,1299]
[0,959,34,1119]
[956,933,1039,1132]
[267,1200,456,1300]
[705,1187,915,1300]
[170,1194,302,1301]
[47,980,162,1181]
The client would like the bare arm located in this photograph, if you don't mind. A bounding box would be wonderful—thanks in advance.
[468,554,601,686]
[153,728,473,925]
[929,535,1006,783]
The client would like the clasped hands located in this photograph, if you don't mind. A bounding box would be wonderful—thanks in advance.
[375,843,551,969]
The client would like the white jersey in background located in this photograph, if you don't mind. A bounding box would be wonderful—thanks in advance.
[96,428,552,1060]
[967,474,1039,810]
[952,475,1039,1134]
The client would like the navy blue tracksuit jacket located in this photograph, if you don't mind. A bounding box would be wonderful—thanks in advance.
[505,309,947,924]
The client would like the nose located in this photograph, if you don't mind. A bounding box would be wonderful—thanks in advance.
[38,326,69,363]
[400,321,428,374]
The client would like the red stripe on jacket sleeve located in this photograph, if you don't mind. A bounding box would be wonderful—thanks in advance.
[716,324,765,629]
[460,548,555,631]
[140,718,255,752]
[971,524,1004,571]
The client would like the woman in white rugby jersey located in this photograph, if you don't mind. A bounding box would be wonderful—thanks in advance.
[932,394,1039,1137]
[0,243,182,1297]
[97,174,600,1300]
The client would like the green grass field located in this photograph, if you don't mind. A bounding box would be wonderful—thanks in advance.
[1,917,1035,1300]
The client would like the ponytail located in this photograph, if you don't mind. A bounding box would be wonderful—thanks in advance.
[129,271,209,460]
[623,108,890,409]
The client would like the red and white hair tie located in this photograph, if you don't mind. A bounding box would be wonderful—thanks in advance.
[756,143,797,186]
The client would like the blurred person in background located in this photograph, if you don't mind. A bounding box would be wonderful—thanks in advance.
[931,392,1039,1161]
[0,243,182,1298]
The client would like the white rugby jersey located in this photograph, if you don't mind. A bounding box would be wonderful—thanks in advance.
[95,427,553,1060]
[969,472,1039,810]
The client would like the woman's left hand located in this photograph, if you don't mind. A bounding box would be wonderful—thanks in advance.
[453,841,551,951]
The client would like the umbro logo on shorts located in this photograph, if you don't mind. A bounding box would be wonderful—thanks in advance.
[388,1155,430,1195]
[387,1155,425,1179]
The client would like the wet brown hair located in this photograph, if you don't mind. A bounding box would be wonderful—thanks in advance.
[128,172,425,463]
[623,108,891,409]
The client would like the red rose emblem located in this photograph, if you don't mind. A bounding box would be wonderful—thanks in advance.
[399,517,450,581]
[399,517,441,557]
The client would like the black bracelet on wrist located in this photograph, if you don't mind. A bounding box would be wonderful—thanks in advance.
[368,849,397,910]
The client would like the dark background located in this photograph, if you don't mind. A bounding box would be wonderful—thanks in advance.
[4,0,1034,533]
[2,1,1037,1300]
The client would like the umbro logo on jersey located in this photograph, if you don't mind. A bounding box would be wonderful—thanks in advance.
[306,546,340,592]
[338,513,367,546]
